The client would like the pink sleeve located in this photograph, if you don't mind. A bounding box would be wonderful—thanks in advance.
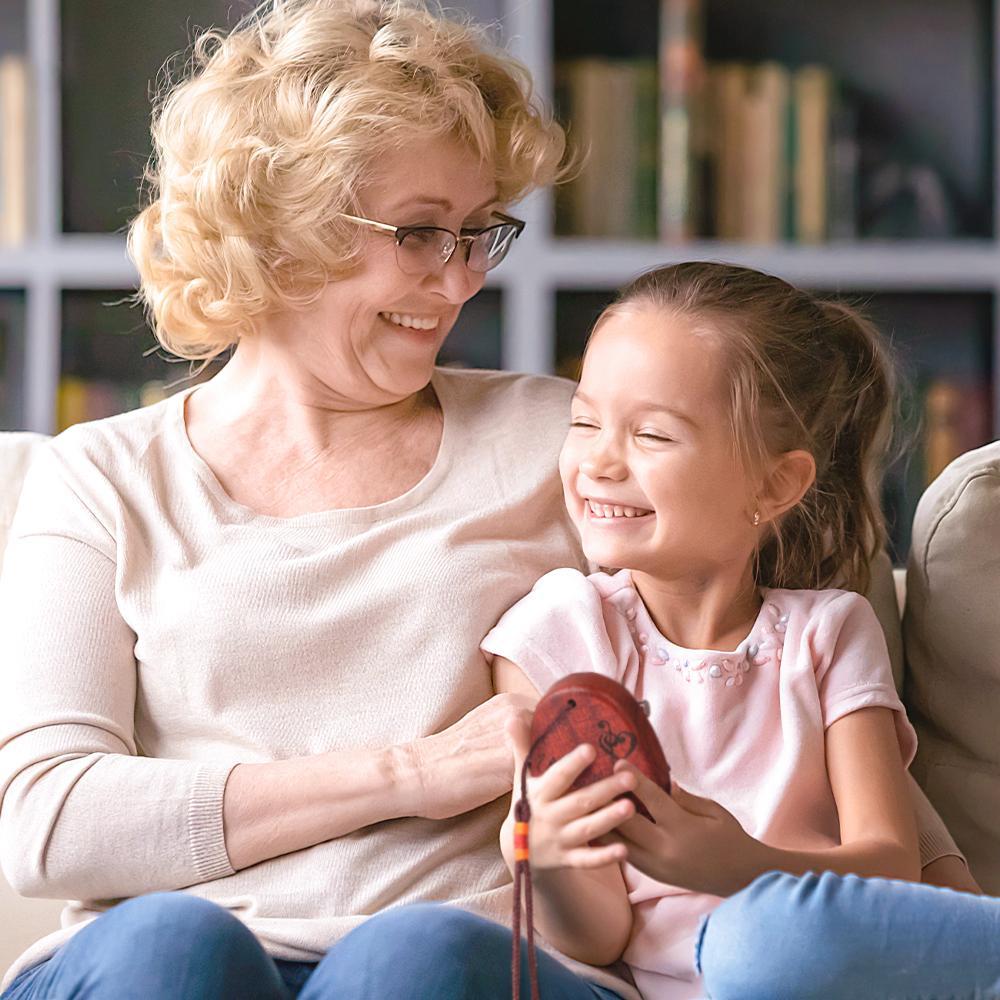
[812,592,917,766]
[481,568,629,695]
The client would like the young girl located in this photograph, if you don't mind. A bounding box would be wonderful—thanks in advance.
[481,262,924,999]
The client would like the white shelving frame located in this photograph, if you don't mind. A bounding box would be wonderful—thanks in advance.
[4,0,1000,434]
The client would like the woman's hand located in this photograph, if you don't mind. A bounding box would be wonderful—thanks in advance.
[405,693,537,820]
[505,714,633,871]
[605,762,766,897]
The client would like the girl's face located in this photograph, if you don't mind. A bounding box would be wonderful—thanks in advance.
[559,306,760,582]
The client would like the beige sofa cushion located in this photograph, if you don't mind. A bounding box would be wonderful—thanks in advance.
[904,440,1000,894]
[0,432,65,979]
[0,432,49,564]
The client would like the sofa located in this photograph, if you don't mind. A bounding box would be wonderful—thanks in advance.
[1,430,998,979]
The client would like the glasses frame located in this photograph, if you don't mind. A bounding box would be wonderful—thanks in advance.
[337,210,526,274]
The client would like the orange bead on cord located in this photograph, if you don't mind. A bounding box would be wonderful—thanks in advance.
[513,820,530,863]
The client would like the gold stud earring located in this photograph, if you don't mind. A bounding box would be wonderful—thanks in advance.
[752,511,761,526]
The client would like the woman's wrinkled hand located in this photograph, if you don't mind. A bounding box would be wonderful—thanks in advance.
[601,762,766,897]
[406,693,536,820]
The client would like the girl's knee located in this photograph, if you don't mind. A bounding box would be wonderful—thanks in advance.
[698,871,854,1000]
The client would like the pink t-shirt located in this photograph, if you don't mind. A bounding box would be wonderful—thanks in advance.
[482,568,916,1000]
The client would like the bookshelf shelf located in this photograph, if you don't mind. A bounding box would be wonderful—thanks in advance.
[2,0,998,485]
[4,236,1000,294]
[0,235,135,286]
[541,240,1000,292]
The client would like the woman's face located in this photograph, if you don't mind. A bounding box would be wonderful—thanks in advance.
[269,136,499,409]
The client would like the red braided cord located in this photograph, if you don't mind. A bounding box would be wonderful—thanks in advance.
[523,855,539,999]
[513,699,579,1000]
[512,796,539,1000]
[512,852,522,1000]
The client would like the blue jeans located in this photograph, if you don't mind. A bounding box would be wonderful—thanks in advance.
[697,870,1000,999]
[1,893,623,999]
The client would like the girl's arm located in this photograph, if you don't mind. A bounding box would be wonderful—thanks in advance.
[493,656,634,967]
[608,706,921,897]
[750,705,920,882]
[820,706,921,878]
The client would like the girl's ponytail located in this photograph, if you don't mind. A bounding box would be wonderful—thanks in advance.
[756,300,895,594]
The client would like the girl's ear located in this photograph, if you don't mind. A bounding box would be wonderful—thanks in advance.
[758,450,816,523]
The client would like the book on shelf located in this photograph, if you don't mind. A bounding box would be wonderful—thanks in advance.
[555,57,658,238]
[793,65,832,244]
[922,375,992,485]
[740,62,790,244]
[884,371,992,561]
[0,53,30,246]
[658,0,705,242]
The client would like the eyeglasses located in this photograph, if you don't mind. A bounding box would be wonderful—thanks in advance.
[337,211,525,275]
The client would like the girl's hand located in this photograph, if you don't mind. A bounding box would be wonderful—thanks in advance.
[506,715,635,871]
[606,761,768,897]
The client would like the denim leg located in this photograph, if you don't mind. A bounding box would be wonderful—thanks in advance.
[1,892,288,1000]
[297,903,623,1000]
[697,870,1000,1000]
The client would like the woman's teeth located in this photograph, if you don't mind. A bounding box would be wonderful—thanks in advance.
[587,500,652,519]
[380,312,439,331]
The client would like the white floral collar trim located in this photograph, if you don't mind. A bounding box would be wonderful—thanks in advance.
[615,587,789,689]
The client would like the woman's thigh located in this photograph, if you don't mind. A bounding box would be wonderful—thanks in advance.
[697,870,1000,1000]
[2,892,288,1000]
[298,903,623,1000]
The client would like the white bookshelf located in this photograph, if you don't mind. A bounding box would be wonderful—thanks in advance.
[4,0,1000,434]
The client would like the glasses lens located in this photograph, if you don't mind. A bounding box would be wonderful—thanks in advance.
[396,229,456,275]
[467,224,519,273]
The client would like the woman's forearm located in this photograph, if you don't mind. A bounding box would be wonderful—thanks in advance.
[223,744,415,870]
[226,692,534,869]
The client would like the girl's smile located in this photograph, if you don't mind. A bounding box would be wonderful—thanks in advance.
[583,498,655,522]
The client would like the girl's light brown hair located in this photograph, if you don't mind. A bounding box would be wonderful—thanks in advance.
[600,262,896,594]
[128,0,566,360]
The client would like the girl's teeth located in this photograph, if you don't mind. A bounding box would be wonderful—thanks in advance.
[382,312,439,331]
[587,500,651,518]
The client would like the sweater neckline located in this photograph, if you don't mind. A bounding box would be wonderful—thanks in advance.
[169,369,456,526]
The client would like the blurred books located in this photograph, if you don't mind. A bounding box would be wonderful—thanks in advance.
[0,53,31,245]
[555,58,658,238]
[56,377,170,431]
[555,51,859,243]
[883,371,992,560]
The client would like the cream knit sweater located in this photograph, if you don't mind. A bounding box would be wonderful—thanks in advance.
[0,367,647,995]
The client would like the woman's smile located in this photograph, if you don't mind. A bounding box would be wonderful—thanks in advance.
[378,311,441,332]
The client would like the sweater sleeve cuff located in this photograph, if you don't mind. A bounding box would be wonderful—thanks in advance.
[188,762,237,882]
[918,826,966,868]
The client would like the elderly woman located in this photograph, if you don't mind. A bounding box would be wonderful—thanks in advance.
[0,2,982,999]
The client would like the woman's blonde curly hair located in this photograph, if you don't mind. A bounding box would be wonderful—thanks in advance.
[128,0,567,360]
